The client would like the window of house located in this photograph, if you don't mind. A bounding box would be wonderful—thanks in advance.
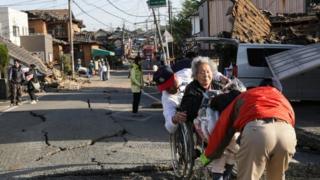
[247,48,290,67]
[200,18,203,32]
[13,26,20,36]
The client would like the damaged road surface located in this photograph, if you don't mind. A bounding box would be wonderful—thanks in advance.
[0,71,320,179]
[0,73,170,179]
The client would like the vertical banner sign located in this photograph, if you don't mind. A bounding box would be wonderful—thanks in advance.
[147,0,167,8]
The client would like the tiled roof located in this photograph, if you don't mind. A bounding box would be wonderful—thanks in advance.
[26,9,85,27]
[231,0,271,43]
[0,37,48,74]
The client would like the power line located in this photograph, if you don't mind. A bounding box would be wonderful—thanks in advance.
[105,0,150,18]
[80,0,134,24]
[0,0,55,7]
[75,0,105,16]
[106,0,169,18]
[72,0,114,29]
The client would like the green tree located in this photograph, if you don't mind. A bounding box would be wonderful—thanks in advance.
[171,0,201,57]
[180,0,201,18]
[0,44,9,79]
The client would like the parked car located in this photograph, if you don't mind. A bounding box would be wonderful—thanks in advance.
[187,37,320,101]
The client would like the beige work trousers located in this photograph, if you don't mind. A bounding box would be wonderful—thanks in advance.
[237,120,296,180]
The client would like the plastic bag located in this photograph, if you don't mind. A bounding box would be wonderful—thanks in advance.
[31,81,41,91]
[194,90,221,142]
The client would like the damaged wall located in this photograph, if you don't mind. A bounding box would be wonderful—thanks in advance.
[231,0,271,43]
[269,14,320,44]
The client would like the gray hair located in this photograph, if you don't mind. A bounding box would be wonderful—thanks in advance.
[191,56,218,78]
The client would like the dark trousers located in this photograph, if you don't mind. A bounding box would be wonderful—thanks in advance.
[28,89,36,101]
[102,72,107,81]
[132,92,141,113]
[27,82,37,101]
[10,83,22,104]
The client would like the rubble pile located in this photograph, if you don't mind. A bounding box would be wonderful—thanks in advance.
[231,0,271,43]
[230,0,320,44]
[269,13,320,44]
[44,65,80,91]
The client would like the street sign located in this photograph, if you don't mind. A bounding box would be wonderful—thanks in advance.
[147,0,167,8]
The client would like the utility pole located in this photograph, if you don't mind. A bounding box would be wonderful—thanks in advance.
[122,22,125,60]
[146,19,148,31]
[168,0,174,58]
[152,8,167,65]
[68,0,75,78]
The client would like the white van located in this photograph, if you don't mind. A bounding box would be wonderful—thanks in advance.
[187,37,320,101]
[235,43,302,99]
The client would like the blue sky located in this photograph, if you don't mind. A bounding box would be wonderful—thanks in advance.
[1,0,184,31]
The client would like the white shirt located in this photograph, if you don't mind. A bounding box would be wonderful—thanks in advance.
[102,65,107,72]
[162,69,225,134]
[162,68,192,133]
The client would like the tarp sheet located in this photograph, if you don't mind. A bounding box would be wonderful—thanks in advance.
[92,48,115,57]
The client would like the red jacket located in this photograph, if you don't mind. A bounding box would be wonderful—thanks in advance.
[204,86,295,159]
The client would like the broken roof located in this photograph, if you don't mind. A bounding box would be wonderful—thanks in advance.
[26,9,85,28]
[231,0,271,43]
[0,37,48,74]
[269,13,320,44]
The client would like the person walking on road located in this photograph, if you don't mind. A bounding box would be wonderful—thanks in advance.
[26,64,39,104]
[200,79,296,180]
[101,62,108,81]
[88,60,95,81]
[8,60,25,106]
[130,55,144,115]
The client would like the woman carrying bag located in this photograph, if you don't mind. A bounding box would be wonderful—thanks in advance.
[130,54,144,115]
[26,64,40,104]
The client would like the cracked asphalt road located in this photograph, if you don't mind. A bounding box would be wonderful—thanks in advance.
[0,71,171,179]
[1,71,320,179]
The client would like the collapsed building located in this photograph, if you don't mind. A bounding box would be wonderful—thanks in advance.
[230,0,320,44]
[191,0,320,44]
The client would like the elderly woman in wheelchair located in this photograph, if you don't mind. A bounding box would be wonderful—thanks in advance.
[171,56,245,179]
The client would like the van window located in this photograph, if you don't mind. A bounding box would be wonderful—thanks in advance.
[247,48,290,67]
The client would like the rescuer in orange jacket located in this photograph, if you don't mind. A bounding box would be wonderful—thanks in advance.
[200,79,296,180]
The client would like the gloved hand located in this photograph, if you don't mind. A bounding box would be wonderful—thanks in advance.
[200,153,210,166]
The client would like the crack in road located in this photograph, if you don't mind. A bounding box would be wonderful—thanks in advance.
[91,158,104,169]
[30,111,46,122]
[87,99,92,111]
[35,129,129,162]
[110,115,144,142]
[35,143,90,162]
[89,129,128,145]
[41,130,51,146]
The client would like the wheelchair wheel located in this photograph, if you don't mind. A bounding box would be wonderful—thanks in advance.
[170,123,195,179]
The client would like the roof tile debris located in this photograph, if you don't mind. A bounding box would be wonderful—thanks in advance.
[230,0,320,44]
[231,0,271,43]
[269,13,320,44]
[0,37,48,74]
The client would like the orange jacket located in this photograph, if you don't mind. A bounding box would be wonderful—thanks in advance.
[204,86,295,159]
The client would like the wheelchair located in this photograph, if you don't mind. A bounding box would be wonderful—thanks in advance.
[169,78,246,179]
[170,122,196,179]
